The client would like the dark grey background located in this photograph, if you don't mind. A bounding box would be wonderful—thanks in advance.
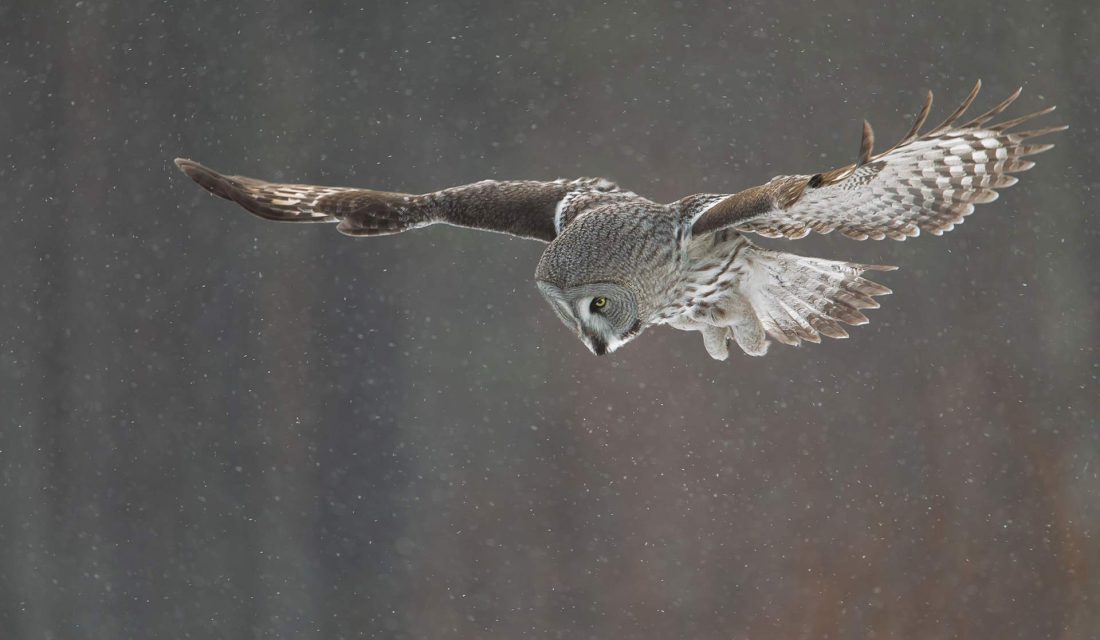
[2,1,1098,638]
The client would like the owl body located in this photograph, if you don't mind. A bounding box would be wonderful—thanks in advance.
[176,82,1062,360]
[664,230,767,359]
[545,196,851,360]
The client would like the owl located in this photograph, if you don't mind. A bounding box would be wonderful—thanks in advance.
[176,81,1062,360]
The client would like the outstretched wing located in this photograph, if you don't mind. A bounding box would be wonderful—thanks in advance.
[174,158,619,242]
[681,81,1065,240]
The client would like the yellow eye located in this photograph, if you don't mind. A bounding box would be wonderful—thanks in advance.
[591,296,608,310]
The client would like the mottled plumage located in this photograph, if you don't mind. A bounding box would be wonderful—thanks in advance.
[176,81,1062,360]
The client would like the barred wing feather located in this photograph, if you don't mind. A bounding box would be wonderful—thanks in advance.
[687,81,1065,241]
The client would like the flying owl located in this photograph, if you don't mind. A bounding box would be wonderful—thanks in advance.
[176,81,1062,360]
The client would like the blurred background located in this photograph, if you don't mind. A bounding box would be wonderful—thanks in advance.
[2,1,1097,638]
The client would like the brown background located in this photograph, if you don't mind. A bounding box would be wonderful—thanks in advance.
[2,1,1097,638]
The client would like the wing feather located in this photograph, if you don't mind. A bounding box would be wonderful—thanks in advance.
[175,159,619,242]
[682,83,1065,241]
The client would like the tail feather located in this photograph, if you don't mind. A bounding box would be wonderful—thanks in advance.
[740,247,895,348]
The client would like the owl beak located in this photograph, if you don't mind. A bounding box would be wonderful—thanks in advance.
[587,334,609,356]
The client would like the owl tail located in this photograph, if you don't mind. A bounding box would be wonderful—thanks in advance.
[735,245,896,353]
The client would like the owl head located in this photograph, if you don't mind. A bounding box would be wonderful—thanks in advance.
[534,211,673,355]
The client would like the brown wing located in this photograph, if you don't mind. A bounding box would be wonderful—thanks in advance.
[682,81,1065,240]
[174,159,618,242]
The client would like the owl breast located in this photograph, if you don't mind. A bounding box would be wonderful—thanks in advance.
[656,230,751,325]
